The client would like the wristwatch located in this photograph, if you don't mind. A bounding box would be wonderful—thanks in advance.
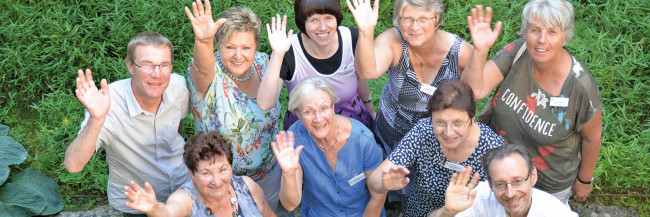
[577,176,594,184]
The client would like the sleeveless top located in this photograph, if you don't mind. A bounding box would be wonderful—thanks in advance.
[181,175,262,217]
[188,52,281,180]
[375,28,463,153]
[283,26,373,130]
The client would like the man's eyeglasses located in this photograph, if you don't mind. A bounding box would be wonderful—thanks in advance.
[490,173,531,192]
[432,118,471,132]
[296,104,333,118]
[132,62,173,73]
[399,16,436,27]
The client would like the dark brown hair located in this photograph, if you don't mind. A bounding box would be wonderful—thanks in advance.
[426,79,477,118]
[294,0,343,35]
[480,144,534,184]
[183,131,233,173]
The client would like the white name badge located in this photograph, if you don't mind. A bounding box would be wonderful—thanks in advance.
[348,173,366,186]
[420,83,437,95]
[550,97,569,107]
[443,161,464,172]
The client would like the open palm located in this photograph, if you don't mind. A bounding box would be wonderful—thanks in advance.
[266,14,293,54]
[346,0,379,32]
[467,5,502,51]
[382,166,411,191]
[271,131,303,174]
[125,181,158,214]
[184,0,226,42]
[444,167,480,213]
[75,69,110,119]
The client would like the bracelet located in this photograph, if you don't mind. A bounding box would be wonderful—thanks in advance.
[362,98,372,104]
[577,176,593,184]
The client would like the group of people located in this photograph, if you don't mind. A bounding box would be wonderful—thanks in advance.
[63,0,602,216]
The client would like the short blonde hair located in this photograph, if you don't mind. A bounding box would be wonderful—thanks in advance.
[216,7,261,48]
[392,0,444,27]
[518,0,575,43]
[288,77,339,112]
[125,31,173,63]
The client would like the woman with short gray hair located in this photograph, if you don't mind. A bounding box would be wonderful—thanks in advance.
[462,0,602,204]
[271,77,386,216]
[347,0,474,157]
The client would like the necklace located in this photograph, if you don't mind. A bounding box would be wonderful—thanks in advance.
[310,116,340,151]
[204,189,238,216]
[409,48,424,69]
[217,53,254,82]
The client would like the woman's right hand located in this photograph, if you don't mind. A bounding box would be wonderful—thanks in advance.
[467,5,502,52]
[266,14,293,54]
[271,131,304,174]
[382,166,411,191]
[125,181,158,214]
[184,0,227,42]
[346,0,379,33]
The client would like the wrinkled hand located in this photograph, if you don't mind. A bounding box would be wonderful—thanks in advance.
[75,69,110,119]
[467,5,502,51]
[346,0,379,32]
[184,0,227,42]
[571,178,593,202]
[125,181,158,214]
[266,14,293,54]
[271,131,303,174]
[443,167,480,213]
[382,166,410,191]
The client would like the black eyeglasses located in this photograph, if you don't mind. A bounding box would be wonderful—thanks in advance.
[490,173,531,192]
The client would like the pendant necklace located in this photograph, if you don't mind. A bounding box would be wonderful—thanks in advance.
[217,52,254,82]
[204,189,238,216]
[310,116,340,151]
[410,48,424,69]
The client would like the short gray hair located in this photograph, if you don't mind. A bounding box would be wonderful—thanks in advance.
[216,7,261,49]
[126,31,173,63]
[392,0,444,27]
[288,77,339,113]
[480,144,534,184]
[518,0,575,43]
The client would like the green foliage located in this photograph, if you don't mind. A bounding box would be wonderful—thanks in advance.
[0,124,63,216]
[0,0,648,212]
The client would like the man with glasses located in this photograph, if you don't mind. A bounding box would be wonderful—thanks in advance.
[428,144,577,217]
[64,31,190,216]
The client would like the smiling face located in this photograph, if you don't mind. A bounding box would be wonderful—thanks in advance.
[189,155,232,200]
[126,45,173,104]
[524,22,566,65]
[297,89,335,140]
[399,4,439,47]
[490,154,537,217]
[303,13,338,48]
[431,108,472,150]
[217,31,257,77]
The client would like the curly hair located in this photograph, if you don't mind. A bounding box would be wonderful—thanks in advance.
[183,131,233,173]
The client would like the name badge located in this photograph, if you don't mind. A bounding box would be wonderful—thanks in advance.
[549,97,569,107]
[348,173,366,186]
[442,161,464,172]
[420,83,437,95]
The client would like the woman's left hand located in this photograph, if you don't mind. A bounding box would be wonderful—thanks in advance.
[571,178,593,201]
[467,5,502,52]
[266,14,293,54]
[184,0,227,42]
[125,181,158,214]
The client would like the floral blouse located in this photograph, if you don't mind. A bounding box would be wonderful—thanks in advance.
[188,52,281,181]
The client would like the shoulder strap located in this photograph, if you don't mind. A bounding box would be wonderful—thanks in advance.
[513,42,527,64]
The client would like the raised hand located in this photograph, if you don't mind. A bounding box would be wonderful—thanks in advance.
[443,167,480,213]
[75,69,110,119]
[381,166,411,191]
[125,181,158,214]
[184,0,227,42]
[271,131,303,174]
[467,5,502,51]
[266,14,293,54]
[346,0,379,32]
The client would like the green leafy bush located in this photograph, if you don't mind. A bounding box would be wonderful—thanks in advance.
[0,124,63,216]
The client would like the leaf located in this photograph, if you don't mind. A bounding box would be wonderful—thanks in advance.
[0,160,7,186]
[0,201,32,217]
[0,136,27,165]
[0,124,8,136]
[0,168,64,215]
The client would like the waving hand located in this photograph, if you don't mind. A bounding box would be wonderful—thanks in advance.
[75,69,110,119]
[467,5,502,51]
[271,131,303,174]
[346,0,380,32]
[125,181,158,214]
[382,166,411,191]
[267,14,293,54]
[184,0,227,42]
